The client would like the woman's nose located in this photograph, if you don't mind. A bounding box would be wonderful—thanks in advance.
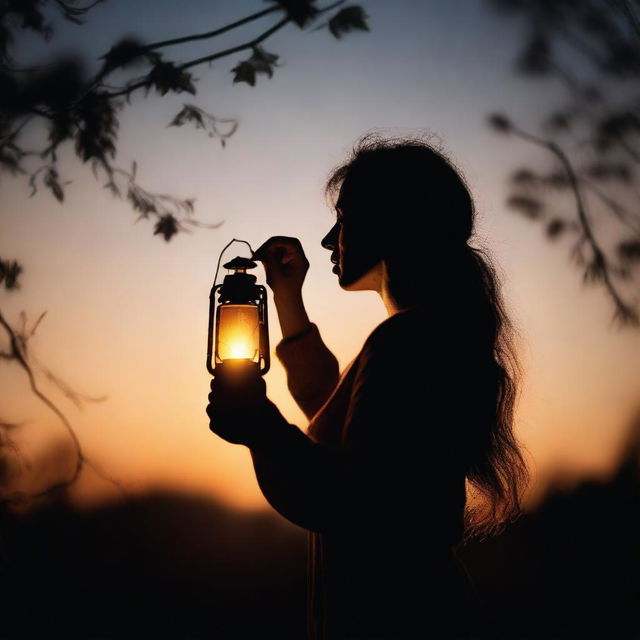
[321,224,338,251]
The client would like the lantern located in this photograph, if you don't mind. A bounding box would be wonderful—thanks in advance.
[207,256,270,377]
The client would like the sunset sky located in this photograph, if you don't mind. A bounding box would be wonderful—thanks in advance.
[1,0,639,511]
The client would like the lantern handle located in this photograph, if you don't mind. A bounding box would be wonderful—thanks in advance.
[212,238,255,288]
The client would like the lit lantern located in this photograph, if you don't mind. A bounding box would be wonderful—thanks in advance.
[207,256,270,377]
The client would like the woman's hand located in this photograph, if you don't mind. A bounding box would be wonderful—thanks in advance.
[252,236,309,301]
[207,374,285,448]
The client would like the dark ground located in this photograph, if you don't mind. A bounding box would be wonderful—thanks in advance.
[1,420,638,639]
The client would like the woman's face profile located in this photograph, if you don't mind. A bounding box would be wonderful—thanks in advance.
[321,174,384,292]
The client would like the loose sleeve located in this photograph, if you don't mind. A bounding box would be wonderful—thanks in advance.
[275,323,340,420]
[250,318,465,534]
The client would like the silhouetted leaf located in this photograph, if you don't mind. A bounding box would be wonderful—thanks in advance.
[544,112,572,132]
[74,91,119,164]
[4,0,51,38]
[586,162,632,183]
[154,214,179,241]
[46,110,74,153]
[127,185,157,217]
[543,171,570,188]
[517,35,552,75]
[231,61,256,86]
[598,112,640,138]
[583,251,606,284]
[170,104,206,128]
[507,195,544,219]
[148,61,196,96]
[546,218,566,239]
[265,0,319,27]
[231,47,279,86]
[618,239,640,263]
[101,37,147,73]
[488,114,512,133]
[0,259,23,291]
[43,167,64,202]
[328,6,369,39]
[511,169,538,185]
[248,46,279,77]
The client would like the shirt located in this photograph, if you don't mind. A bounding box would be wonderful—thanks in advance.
[253,309,482,639]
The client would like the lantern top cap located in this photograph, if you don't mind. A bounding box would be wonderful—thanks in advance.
[223,256,257,271]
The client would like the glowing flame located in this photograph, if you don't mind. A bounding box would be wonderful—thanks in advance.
[216,304,260,362]
[228,340,254,360]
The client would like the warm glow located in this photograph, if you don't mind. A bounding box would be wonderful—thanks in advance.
[2,1,639,516]
[216,304,260,362]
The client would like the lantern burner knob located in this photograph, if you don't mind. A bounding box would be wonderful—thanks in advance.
[223,256,257,272]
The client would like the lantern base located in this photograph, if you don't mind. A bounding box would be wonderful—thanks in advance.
[215,359,261,382]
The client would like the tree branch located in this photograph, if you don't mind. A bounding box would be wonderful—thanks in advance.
[181,15,290,71]
[510,125,638,325]
[142,6,279,52]
[104,16,290,99]
[581,177,640,234]
[0,308,126,502]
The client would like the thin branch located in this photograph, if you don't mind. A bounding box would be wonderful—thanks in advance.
[180,16,289,71]
[611,0,640,46]
[53,0,104,12]
[510,125,638,324]
[0,308,126,502]
[104,16,290,99]
[117,0,346,54]
[581,177,640,234]
[142,6,279,52]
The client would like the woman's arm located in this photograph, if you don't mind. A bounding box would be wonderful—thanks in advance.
[254,236,340,419]
[247,324,453,532]
[275,320,340,420]
[209,314,460,533]
[249,424,338,532]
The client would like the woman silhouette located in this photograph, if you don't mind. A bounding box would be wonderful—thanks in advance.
[207,135,528,639]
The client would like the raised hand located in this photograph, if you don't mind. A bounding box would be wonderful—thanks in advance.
[252,236,309,301]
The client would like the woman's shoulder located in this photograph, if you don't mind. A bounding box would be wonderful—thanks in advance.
[362,307,437,357]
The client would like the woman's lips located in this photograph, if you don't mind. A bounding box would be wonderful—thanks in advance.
[332,264,339,274]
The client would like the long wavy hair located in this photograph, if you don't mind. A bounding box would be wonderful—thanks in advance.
[326,134,529,539]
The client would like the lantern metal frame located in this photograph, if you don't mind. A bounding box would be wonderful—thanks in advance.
[207,256,270,377]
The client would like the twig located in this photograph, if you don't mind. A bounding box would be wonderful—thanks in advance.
[142,6,279,52]
[104,16,290,98]
[510,125,638,324]
[0,308,127,502]
[581,177,640,234]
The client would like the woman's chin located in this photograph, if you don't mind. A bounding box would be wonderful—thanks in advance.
[337,261,383,292]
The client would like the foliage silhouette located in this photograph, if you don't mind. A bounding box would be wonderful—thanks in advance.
[487,0,640,326]
[1,0,369,241]
[0,0,370,506]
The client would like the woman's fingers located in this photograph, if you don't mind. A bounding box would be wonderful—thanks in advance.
[252,236,309,295]
[253,236,306,263]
